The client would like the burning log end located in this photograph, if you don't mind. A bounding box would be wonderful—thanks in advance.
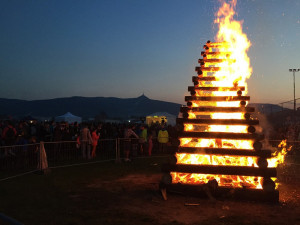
[193,81,199,86]
[173,139,181,147]
[257,158,268,168]
[201,51,205,56]
[247,126,256,134]
[203,45,209,50]
[237,90,242,96]
[190,90,196,96]
[240,100,247,106]
[253,141,263,151]
[207,179,218,190]
[244,113,251,120]
[197,70,203,75]
[262,178,276,192]
[203,179,218,202]
[187,102,193,107]
[207,40,211,43]
[169,155,178,165]
[161,173,172,185]
[182,112,189,118]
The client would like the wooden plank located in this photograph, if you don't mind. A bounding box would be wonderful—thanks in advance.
[178,131,264,140]
[188,86,245,91]
[177,147,272,158]
[176,118,259,125]
[185,96,250,102]
[180,106,255,113]
[161,163,277,177]
[163,183,279,203]
[195,66,221,72]
[192,76,216,82]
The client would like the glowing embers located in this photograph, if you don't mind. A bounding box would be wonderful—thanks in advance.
[171,172,262,189]
[184,124,248,133]
[180,138,254,150]
[176,153,257,167]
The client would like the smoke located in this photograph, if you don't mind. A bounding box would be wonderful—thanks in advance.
[251,109,277,151]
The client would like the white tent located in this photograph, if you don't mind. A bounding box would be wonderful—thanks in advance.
[55,112,82,123]
[146,112,177,126]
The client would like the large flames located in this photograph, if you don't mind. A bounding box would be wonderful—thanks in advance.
[171,0,290,189]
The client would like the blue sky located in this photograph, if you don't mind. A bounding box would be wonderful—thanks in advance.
[0,0,299,107]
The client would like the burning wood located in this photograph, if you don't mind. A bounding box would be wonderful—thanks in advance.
[185,96,250,102]
[177,147,272,158]
[160,0,286,202]
[188,86,245,91]
[178,132,264,140]
[177,118,259,125]
[180,106,255,113]
[162,164,277,177]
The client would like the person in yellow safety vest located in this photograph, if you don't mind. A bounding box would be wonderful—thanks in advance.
[158,126,169,153]
[139,125,147,155]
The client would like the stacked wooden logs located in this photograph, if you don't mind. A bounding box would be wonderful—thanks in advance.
[161,40,278,202]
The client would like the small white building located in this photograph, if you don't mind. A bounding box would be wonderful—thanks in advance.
[55,112,82,124]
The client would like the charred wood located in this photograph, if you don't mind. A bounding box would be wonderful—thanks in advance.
[161,163,277,177]
[177,147,272,158]
[176,118,259,125]
[180,106,255,113]
[185,96,250,102]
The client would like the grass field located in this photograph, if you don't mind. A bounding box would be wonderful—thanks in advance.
[0,156,299,225]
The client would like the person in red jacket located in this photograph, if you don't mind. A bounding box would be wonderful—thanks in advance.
[2,121,17,146]
[91,127,100,158]
[2,121,17,156]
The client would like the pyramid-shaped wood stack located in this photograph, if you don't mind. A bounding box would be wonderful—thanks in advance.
[161,41,279,202]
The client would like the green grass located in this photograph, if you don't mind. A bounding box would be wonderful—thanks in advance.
[0,157,169,225]
[0,156,299,225]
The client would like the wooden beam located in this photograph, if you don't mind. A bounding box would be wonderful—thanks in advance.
[195,66,221,72]
[192,76,216,82]
[176,118,259,125]
[177,147,272,158]
[161,163,277,177]
[188,86,245,91]
[180,106,255,113]
[178,131,264,140]
[163,183,279,203]
[185,96,250,102]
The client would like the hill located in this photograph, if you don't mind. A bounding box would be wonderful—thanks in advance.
[0,94,181,119]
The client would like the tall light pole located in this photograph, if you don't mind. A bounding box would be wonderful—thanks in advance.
[289,68,300,113]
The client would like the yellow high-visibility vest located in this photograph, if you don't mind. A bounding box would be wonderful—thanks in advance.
[158,130,169,143]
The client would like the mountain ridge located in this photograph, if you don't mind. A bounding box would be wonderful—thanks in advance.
[0,95,287,120]
[0,95,181,119]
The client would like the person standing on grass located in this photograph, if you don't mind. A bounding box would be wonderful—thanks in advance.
[139,125,147,155]
[123,124,139,162]
[158,125,169,153]
[148,132,153,156]
[80,123,93,159]
[91,127,100,158]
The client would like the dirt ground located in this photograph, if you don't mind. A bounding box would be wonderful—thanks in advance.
[84,172,300,225]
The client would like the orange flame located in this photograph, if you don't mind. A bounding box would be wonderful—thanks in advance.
[268,140,292,167]
[172,0,260,189]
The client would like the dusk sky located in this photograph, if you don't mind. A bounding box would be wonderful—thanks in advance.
[0,0,299,107]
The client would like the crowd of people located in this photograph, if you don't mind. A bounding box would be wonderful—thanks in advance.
[0,119,178,161]
[1,117,300,162]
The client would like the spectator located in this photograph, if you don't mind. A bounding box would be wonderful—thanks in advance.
[148,132,153,156]
[91,127,100,158]
[158,125,169,153]
[123,124,139,162]
[139,125,147,155]
[80,123,92,159]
